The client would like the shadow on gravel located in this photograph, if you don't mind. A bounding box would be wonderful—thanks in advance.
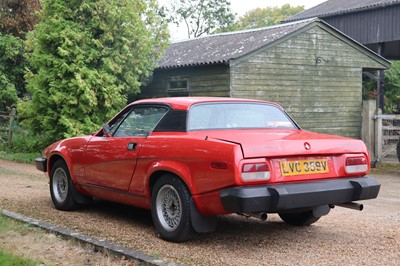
[76,199,153,226]
[69,197,317,245]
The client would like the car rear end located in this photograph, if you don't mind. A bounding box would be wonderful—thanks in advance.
[186,100,380,223]
[218,132,380,222]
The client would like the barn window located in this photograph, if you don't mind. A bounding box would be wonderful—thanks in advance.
[167,78,190,96]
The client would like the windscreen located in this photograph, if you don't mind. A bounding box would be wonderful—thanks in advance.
[188,103,297,131]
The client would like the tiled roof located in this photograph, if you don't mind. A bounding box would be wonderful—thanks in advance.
[158,19,315,69]
[284,0,400,22]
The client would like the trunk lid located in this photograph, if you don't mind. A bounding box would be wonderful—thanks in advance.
[203,129,368,158]
[190,129,370,182]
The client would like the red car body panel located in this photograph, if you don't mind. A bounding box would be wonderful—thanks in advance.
[39,97,378,217]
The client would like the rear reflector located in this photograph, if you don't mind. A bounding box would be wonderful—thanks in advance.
[242,163,270,181]
[211,162,228,170]
[345,157,368,174]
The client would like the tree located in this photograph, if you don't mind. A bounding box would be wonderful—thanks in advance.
[0,73,18,111]
[385,61,400,113]
[19,0,169,143]
[227,4,304,31]
[168,0,235,38]
[0,0,40,107]
[0,0,41,38]
[0,33,25,110]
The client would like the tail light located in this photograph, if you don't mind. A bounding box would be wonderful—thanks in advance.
[241,163,270,182]
[345,157,368,174]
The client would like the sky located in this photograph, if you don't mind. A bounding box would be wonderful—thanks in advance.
[158,0,327,41]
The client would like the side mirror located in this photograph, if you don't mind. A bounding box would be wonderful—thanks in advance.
[103,124,112,137]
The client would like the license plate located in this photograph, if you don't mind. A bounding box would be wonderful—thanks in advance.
[280,159,329,177]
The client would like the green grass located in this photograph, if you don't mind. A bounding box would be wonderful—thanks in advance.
[0,248,41,266]
[0,215,31,237]
[0,216,41,266]
[0,152,40,164]
[370,163,400,175]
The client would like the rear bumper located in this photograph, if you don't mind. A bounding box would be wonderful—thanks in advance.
[35,157,47,172]
[220,176,380,213]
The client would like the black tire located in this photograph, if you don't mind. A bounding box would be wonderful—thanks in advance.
[151,174,195,242]
[50,160,78,211]
[279,210,320,226]
[397,140,400,162]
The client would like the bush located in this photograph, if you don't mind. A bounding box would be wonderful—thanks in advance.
[385,60,400,113]
[0,122,49,154]
[10,125,49,153]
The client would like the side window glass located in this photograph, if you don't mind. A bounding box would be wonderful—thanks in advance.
[113,107,168,137]
[109,111,130,135]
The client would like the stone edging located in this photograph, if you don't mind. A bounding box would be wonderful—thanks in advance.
[0,209,177,266]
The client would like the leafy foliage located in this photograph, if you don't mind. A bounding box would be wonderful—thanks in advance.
[0,33,26,109]
[385,61,400,113]
[9,123,48,153]
[20,0,169,143]
[0,76,18,110]
[362,63,400,113]
[167,0,235,38]
[226,4,304,31]
[362,72,378,100]
[0,0,41,38]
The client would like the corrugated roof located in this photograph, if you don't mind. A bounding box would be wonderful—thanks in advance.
[284,0,400,22]
[158,19,315,69]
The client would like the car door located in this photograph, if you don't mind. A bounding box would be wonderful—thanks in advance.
[83,105,169,191]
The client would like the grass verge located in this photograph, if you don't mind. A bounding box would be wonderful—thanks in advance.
[0,215,42,266]
[0,213,139,265]
[0,248,40,266]
[370,163,400,175]
[0,248,41,266]
[0,152,40,164]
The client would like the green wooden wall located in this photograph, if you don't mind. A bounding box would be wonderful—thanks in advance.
[140,24,386,139]
[230,26,384,138]
[139,65,230,99]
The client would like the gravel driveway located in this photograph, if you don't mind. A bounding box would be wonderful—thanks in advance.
[0,159,399,265]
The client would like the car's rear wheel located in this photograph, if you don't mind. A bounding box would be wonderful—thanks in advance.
[151,175,195,242]
[50,160,78,211]
[279,210,320,226]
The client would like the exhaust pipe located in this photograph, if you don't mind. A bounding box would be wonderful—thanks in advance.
[335,202,364,211]
[238,212,268,221]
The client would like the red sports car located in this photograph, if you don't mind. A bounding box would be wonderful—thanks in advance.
[36,97,380,242]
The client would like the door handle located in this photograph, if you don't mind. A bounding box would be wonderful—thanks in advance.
[127,142,137,150]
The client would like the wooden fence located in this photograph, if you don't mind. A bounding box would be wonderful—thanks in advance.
[0,108,17,151]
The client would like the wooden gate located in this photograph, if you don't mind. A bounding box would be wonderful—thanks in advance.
[376,114,400,162]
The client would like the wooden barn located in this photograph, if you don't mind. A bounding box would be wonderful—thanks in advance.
[284,0,400,110]
[139,18,390,138]
[284,0,400,60]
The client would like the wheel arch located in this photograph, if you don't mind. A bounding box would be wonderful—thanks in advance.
[148,170,191,197]
[146,160,194,197]
[48,154,73,181]
[48,154,64,173]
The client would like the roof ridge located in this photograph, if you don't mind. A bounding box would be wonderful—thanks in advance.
[285,0,400,22]
[159,18,325,69]
[171,18,318,44]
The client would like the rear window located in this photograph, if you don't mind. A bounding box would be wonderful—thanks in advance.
[188,103,297,131]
